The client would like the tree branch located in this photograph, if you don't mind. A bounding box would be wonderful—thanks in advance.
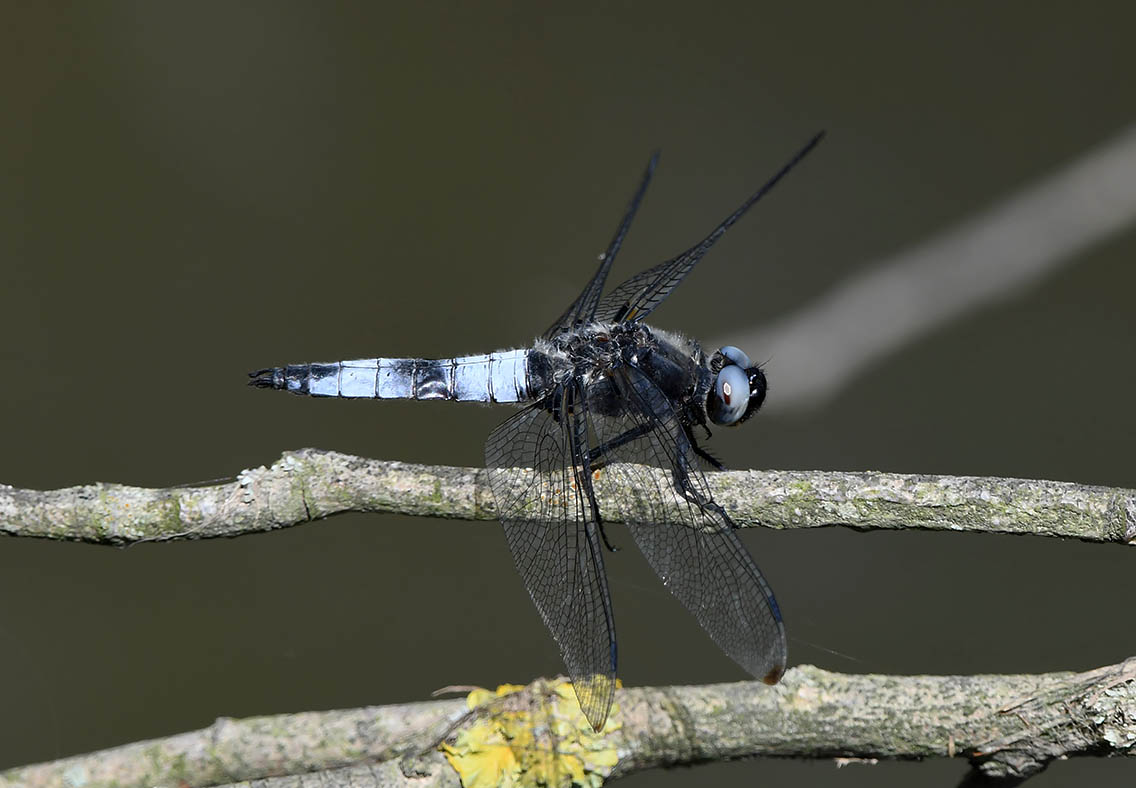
[5,659,1134,788]
[0,449,1132,545]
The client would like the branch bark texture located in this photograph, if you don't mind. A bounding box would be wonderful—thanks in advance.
[5,659,1135,788]
[0,449,1132,545]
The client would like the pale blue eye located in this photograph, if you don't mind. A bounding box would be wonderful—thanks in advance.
[719,345,752,369]
[709,364,750,425]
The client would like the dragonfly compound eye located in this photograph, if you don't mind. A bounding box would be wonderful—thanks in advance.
[718,345,753,370]
[739,365,768,423]
[708,364,750,425]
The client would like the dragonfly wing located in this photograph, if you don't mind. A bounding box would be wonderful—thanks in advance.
[589,366,787,684]
[484,391,618,730]
[542,153,659,340]
[595,132,823,325]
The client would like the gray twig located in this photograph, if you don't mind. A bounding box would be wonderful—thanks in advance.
[1,449,1133,545]
[5,660,1134,787]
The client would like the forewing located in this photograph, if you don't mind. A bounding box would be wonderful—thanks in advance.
[595,131,824,325]
[590,367,787,684]
[484,398,618,731]
[542,153,659,340]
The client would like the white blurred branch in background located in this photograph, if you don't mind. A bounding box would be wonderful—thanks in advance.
[726,125,1136,412]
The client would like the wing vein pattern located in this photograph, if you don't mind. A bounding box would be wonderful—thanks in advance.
[543,153,659,340]
[591,366,787,684]
[485,392,618,731]
[596,131,824,325]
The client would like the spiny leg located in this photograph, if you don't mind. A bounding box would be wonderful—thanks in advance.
[568,383,619,552]
[685,424,726,471]
[586,421,655,472]
[671,429,734,524]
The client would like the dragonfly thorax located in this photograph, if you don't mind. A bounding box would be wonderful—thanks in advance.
[550,322,655,378]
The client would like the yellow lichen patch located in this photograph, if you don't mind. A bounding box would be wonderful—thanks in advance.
[441,679,622,788]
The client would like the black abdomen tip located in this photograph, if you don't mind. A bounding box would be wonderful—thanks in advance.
[248,367,284,389]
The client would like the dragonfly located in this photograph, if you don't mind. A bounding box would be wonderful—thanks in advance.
[250,132,823,731]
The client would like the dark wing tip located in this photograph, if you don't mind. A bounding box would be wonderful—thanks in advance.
[583,705,610,733]
[573,672,618,733]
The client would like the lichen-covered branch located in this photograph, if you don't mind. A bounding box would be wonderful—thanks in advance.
[5,659,1134,788]
[1,449,1133,545]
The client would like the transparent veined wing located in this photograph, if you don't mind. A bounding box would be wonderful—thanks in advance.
[543,153,659,340]
[484,389,619,731]
[595,132,824,325]
[588,365,787,684]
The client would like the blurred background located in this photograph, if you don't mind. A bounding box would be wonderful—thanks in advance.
[2,3,1134,785]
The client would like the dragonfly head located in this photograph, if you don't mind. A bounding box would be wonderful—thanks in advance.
[707,346,767,427]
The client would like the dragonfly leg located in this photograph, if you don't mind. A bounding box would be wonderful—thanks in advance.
[587,421,655,471]
[595,517,618,552]
[685,425,727,471]
[569,383,620,553]
[670,430,736,527]
[576,456,620,552]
